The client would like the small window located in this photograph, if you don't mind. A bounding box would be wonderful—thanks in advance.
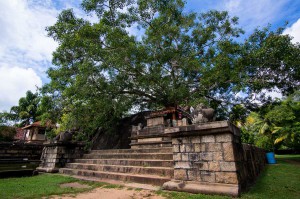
[38,129,45,135]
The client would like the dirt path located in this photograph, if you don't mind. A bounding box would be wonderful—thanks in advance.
[282,159,300,166]
[51,187,166,199]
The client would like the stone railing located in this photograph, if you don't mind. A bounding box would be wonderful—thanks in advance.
[162,121,266,197]
[37,141,85,173]
[0,142,43,160]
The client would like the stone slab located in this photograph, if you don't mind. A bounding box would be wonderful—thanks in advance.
[162,180,240,197]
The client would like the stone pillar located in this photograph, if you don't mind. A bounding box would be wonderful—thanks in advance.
[162,121,245,197]
[37,141,85,173]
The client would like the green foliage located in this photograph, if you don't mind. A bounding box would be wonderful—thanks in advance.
[0,126,17,141]
[1,91,41,127]
[241,92,300,150]
[42,0,300,139]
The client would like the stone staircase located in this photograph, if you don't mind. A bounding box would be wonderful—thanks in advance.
[59,147,174,186]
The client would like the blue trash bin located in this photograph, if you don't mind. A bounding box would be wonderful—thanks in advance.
[266,152,276,164]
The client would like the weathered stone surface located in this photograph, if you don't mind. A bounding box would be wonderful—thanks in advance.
[174,169,188,180]
[182,153,189,161]
[172,138,181,145]
[194,143,201,152]
[223,143,235,161]
[175,162,191,169]
[200,152,213,161]
[187,169,197,181]
[180,144,186,152]
[185,144,194,152]
[173,153,182,161]
[191,136,201,144]
[196,161,208,171]
[162,180,240,197]
[216,134,233,142]
[208,161,220,171]
[182,137,190,144]
[173,144,180,153]
[201,135,215,143]
[220,162,237,172]
[213,152,223,161]
[215,172,238,184]
[147,117,164,126]
[200,171,216,183]
[207,143,222,152]
[189,153,199,162]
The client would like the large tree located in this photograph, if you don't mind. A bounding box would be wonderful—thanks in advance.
[44,0,300,134]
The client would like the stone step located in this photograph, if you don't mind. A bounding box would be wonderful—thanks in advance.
[130,142,172,149]
[65,163,173,178]
[89,147,172,154]
[75,159,173,167]
[82,153,173,160]
[59,168,171,186]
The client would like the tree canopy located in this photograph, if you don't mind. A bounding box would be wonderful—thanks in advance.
[241,92,300,150]
[42,0,300,135]
[1,90,41,126]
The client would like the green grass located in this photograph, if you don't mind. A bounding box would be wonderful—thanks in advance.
[0,174,102,199]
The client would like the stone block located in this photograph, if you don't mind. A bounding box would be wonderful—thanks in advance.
[220,162,237,171]
[208,161,220,171]
[182,153,189,161]
[201,135,215,143]
[174,169,188,180]
[189,153,199,162]
[194,143,202,152]
[187,169,198,181]
[191,136,201,144]
[195,161,208,171]
[182,137,190,144]
[173,153,182,161]
[216,134,233,142]
[172,138,181,145]
[200,152,213,161]
[215,172,238,184]
[147,117,164,126]
[200,171,216,183]
[180,144,186,152]
[207,143,222,152]
[173,145,180,153]
[185,144,194,152]
[223,143,235,161]
[213,152,224,161]
[175,162,191,169]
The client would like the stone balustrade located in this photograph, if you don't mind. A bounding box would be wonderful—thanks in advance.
[162,121,266,197]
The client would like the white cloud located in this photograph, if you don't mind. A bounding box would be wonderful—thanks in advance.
[283,18,300,43]
[0,0,86,112]
[0,0,59,63]
[0,66,42,112]
[221,0,288,32]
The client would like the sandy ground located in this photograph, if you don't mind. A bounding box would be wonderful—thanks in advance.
[51,187,165,199]
[50,182,166,199]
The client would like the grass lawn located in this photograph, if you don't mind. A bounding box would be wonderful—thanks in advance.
[0,155,299,199]
[0,174,108,199]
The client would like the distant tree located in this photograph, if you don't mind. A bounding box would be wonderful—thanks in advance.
[241,92,300,150]
[1,90,41,126]
[43,0,300,136]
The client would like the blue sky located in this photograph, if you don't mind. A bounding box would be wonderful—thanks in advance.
[0,0,300,112]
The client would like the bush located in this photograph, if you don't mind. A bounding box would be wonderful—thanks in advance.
[0,126,17,141]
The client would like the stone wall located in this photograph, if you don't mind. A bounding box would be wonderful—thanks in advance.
[37,141,85,173]
[0,142,43,160]
[162,121,266,197]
